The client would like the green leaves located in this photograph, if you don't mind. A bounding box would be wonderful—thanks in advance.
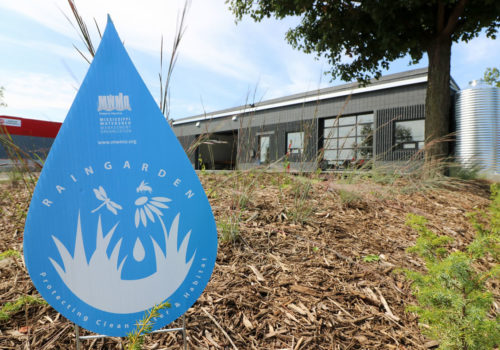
[126,301,171,350]
[362,254,380,263]
[227,0,500,84]
[483,67,500,87]
[406,214,452,263]
[404,185,500,349]
[0,296,47,321]
[0,249,21,260]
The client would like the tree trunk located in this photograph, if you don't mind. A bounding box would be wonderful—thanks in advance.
[425,38,452,163]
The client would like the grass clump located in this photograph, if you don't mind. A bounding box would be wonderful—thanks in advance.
[0,295,47,321]
[229,170,259,211]
[404,185,500,349]
[338,189,361,207]
[218,213,240,243]
[287,179,313,224]
[448,163,482,181]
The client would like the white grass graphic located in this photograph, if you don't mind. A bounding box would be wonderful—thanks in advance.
[49,212,194,314]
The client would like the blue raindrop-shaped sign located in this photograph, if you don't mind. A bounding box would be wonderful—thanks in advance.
[23,17,218,336]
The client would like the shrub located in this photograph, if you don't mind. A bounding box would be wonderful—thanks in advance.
[0,295,47,321]
[404,185,500,349]
[0,249,21,260]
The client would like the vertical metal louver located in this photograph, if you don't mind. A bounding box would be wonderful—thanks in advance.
[456,80,500,174]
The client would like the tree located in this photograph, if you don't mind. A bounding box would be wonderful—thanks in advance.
[484,67,500,87]
[227,0,500,161]
[0,86,6,108]
[395,126,413,143]
[357,124,373,158]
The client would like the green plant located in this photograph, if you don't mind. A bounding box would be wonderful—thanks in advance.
[15,203,27,220]
[363,254,380,262]
[0,295,47,321]
[198,153,206,173]
[287,179,313,224]
[468,184,500,261]
[229,170,260,210]
[235,191,249,209]
[483,67,500,88]
[0,249,21,260]
[404,202,499,349]
[206,187,218,199]
[7,169,23,187]
[448,163,481,181]
[338,189,361,206]
[218,213,240,242]
[369,165,402,185]
[126,301,171,350]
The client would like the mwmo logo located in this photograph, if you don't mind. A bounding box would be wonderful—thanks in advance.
[98,93,131,112]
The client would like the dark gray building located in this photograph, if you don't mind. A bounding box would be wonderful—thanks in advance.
[172,68,459,171]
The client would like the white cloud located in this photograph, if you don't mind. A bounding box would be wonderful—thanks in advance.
[1,0,262,81]
[0,33,77,61]
[1,71,76,121]
[8,0,475,120]
[1,1,321,87]
[454,35,499,64]
[451,33,500,88]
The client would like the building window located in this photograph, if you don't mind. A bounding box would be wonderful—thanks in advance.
[286,132,304,154]
[394,119,425,149]
[322,113,373,166]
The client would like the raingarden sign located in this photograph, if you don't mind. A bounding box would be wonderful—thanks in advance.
[23,17,218,337]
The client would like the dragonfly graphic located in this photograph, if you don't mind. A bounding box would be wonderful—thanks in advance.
[91,186,123,215]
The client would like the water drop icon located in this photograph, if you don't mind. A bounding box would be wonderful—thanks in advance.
[133,238,145,261]
[23,16,217,336]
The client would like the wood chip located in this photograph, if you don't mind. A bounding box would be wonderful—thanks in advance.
[0,174,492,349]
[290,284,321,297]
[248,264,265,282]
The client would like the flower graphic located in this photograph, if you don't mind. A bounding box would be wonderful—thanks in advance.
[134,181,171,228]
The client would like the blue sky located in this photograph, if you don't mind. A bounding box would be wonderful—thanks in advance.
[0,0,499,123]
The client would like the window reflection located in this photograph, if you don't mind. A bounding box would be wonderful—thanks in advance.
[394,120,425,149]
[286,132,304,154]
[322,113,373,167]
[259,136,270,164]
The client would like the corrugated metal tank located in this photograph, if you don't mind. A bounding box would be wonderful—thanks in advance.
[456,80,500,174]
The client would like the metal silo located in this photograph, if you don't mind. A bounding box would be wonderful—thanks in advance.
[456,80,500,175]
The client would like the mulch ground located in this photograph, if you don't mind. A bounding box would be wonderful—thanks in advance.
[0,172,495,349]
